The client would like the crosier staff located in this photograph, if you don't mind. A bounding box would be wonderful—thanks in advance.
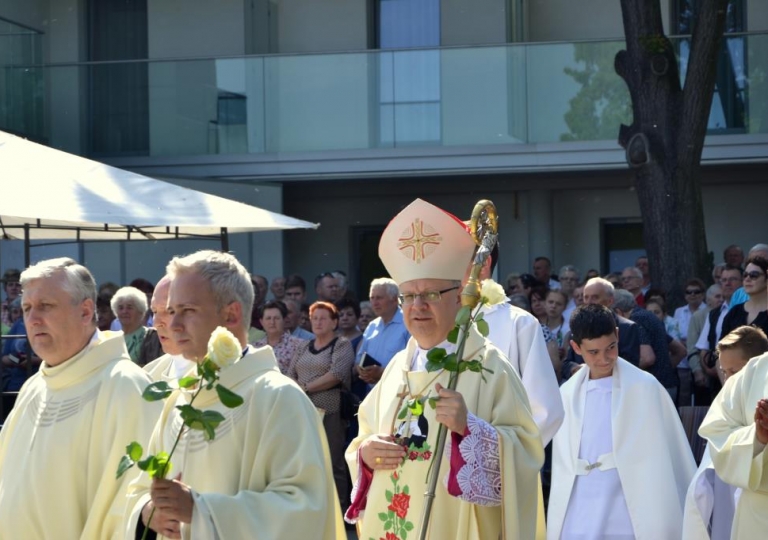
[417,200,498,540]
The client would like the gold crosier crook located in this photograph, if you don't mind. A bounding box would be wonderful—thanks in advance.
[417,199,499,540]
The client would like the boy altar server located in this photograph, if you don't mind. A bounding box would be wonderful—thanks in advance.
[548,304,696,539]
[124,250,344,539]
[345,198,544,539]
[0,258,161,539]
[698,347,768,538]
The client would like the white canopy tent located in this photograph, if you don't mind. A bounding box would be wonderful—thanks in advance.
[0,131,318,264]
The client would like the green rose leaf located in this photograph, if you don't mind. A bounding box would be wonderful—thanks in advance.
[425,358,443,373]
[378,512,389,521]
[446,326,459,344]
[443,353,459,372]
[476,319,490,337]
[397,404,409,420]
[177,404,203,425]
[215,384,244,408]
[384,521,393,531]
[455,306,471,326]
[137,454,155,472]
[402,484,409,495]
[154,452,172,479]
[426,347,446,362]
[142,381,173,402]
[178,376,199,389]
[385,489,393,502]
[201,410,226,425]
[407,398,423,416]
[116,454,135,479]
[427,396,438,409]
[401,528,409,540]
[126,441,143,462]
[474,311,485,322]
[404,521,414,531]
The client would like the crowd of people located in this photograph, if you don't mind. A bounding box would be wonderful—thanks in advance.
[1,208,768,538]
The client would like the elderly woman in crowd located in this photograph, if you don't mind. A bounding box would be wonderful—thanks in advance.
[288,301,354,512]
[253,300,305,374]
[358,300,375,333]
[111,286,160,365]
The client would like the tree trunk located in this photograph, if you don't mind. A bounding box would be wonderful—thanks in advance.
[616,0,727,308]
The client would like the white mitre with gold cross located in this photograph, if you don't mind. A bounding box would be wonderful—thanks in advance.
[379,198,477,285]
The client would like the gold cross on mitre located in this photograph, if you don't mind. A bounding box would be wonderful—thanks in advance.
[397,218,442,264]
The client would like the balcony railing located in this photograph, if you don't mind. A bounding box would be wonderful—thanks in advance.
[1,33,766,159]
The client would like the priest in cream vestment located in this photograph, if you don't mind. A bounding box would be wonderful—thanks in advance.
[548,304,696,539]
[124,250,344,539]
[0,258,161,540]
[346,199,544,540]
[699,350,768,539]
[142,275,196,382]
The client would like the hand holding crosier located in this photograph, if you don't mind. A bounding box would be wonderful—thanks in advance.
[116,327,245,540]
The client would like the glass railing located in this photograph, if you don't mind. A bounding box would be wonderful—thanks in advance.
[2,33,766,158]
[0,18,44,142]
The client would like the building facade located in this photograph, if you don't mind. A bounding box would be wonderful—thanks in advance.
[1,0,767,293]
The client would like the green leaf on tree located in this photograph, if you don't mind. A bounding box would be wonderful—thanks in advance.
[446,326,459,344]
[142,381,172,401]
[215,384,244,408]
[455,306,471,326]
[476,319,490,337]
[178,376,199,389]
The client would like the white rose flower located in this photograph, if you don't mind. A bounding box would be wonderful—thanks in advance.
[207,327,241,370]
[480,279,507,306]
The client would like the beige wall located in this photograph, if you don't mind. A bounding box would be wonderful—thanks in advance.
[148,0,245,58]
[275,0,368,53]
[749,0,768,31]
[527,0,671,42]
[441,0,508,45]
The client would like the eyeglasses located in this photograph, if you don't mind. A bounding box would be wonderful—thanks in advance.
[399,286,459,305]
[720,277,741,284]
[744,271,765,280]
[685,289,703,295]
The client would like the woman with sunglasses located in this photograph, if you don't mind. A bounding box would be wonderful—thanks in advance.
[721,256,768,338]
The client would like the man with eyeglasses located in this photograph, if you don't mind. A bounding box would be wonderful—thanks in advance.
[695,265,744,384]
[621,266,646,307]
[346,199,543,540]
[673,278,708,345]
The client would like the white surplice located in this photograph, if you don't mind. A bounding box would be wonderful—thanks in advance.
[483,302,564,445]
[682,445,739,540]
[549,358,696,540]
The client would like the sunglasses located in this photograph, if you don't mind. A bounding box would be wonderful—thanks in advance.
[685,289,702,295]
[744,271,765,280]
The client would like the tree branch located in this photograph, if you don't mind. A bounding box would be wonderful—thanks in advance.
[679,0,728,163]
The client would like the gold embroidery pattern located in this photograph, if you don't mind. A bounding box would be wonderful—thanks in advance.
[397,218,442,264]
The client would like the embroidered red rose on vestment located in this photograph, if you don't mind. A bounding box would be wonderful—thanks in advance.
[388,492,410,519]
[393,471,399,480]
[380,533,400,540]
[408,451,419,461]
[423,450,432,460]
